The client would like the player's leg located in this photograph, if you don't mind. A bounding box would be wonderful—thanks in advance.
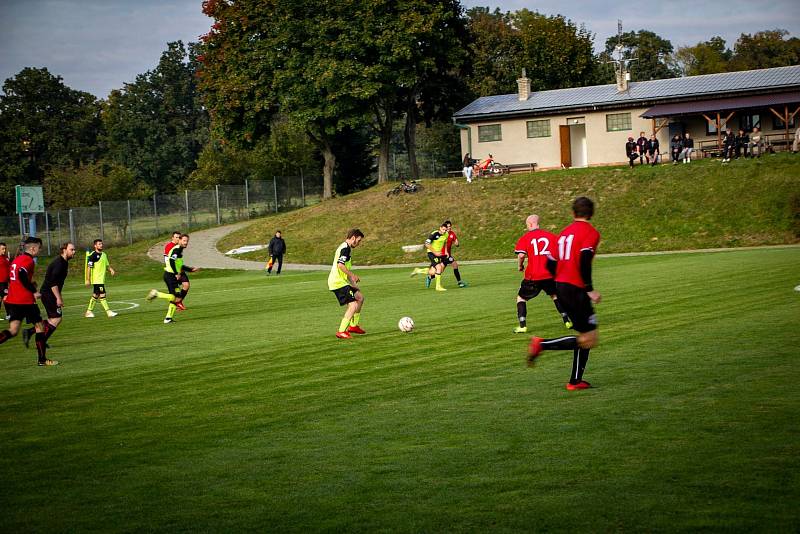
[434,261,446,291]
[452,260,466,287]
[24,295,61,348]
[95,286,116,317]
[347,291,366,334]
[542,280,571,328]
[276,255,283,274]
[85,289,98,318]
[515,280,538,333]
[334,287,358,338]
[0,316,22,344]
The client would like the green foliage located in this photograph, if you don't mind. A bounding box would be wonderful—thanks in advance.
[103,41,208,192]
[674,37,733,76]
[1,250,798,530]
[467,8,599,96]
[43,162,152,209]
[0,67,102,214]
[674,30,799,77]
[603,29,679,82]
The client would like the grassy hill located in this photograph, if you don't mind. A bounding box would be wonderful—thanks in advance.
[219,154,800,265]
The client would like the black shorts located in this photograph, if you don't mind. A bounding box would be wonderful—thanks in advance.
[163,272,182,295]
[331,285,358,306]
[92,284,106,295]
[555,282,597,333]
[427,252,444,267]
[178,272,189,284]
[518,278,557,300]
[441,255,455,266]
[41,293,63,319]
[5,303,42,324]
[0,282,7,297]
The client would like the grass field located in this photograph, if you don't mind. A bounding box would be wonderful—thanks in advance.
[1,247,799,531]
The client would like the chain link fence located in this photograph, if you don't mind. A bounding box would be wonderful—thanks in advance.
[1,176,322,253]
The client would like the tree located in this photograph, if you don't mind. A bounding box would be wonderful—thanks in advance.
[0,67,102,214]
[43,162,149,209]
[103,41,208,192]
[465,8,519,96]
[730,30,800,71]
[674,37,732,76]
[603,30,679,81]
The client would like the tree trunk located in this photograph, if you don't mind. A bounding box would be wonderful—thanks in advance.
[374,103,394,184]
[404,102,419,181]
[321,141,335,199]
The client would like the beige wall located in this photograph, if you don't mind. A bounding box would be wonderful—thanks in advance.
[460,107,668,170]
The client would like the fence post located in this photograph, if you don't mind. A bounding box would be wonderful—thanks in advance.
[300,169,306,207]
[45,212,51,255]
[18,213,24,242]
[153,193,159,236]
[185,190,190,228]
[215,185,221,225]
[244,180,250,216]
[68,209,75,244]
[273,178,278,213]
[98,201,104,241]
[127,200,133,245]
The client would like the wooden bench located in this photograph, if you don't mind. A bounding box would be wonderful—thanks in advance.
[504,162,537,173]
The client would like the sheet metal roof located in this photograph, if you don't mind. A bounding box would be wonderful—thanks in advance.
[641,92,800,118]
[454,65,800,121]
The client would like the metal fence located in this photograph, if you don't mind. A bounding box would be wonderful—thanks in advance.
[1,176,321,254]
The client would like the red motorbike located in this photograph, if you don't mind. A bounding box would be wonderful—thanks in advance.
[473,154,506,177]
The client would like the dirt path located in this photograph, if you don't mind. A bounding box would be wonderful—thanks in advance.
[147,222,799,271]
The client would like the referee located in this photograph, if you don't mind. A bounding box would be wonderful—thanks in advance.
[23,242,76,351]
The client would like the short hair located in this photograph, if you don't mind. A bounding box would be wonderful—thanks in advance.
[172,230,181,236]
[346,228,364,239]
[275,230,282,234]
[24,237,42,245]
[180,233,190,239]
[93,239,103,246]
[0,242,6,247]
[59,242,74,253]
[443,220,452,226]
[572,197,594,219]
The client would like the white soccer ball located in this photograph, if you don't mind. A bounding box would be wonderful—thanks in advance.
[398,316,415,332]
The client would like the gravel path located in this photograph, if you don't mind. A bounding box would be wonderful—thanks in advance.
[147,222,799,271]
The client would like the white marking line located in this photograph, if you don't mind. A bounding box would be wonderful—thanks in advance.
[64,301,140,311]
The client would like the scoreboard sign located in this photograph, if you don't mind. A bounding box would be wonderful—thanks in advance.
[15,185,45,214]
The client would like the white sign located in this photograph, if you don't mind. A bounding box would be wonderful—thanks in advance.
[15,185,45,214]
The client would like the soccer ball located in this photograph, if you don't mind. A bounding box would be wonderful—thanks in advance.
[398,316,414,332]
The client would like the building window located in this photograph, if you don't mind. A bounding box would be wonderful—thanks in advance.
[772,115,796,130]
[606,113,631,132]
[478,124,502,142]
[739,113,760,132]
[527,119,551,138]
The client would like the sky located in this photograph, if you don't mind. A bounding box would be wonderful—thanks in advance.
[1,0,799,99]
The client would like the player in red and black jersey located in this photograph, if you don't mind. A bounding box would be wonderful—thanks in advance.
[0,242,10,320]
[527,197,601,390]
[0,237,58,366]
[513,214,571,333]
[441,221,467,288]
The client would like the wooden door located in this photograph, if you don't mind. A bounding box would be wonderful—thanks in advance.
[559,125,571,168]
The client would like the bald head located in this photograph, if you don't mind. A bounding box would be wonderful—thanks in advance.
[525,214,540,231]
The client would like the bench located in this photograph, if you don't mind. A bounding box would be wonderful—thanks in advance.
[503,162,537,173]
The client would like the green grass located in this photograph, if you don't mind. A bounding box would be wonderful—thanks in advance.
[219,154,800,265]
[1,247,799,531]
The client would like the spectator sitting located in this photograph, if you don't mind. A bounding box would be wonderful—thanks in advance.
[625,137,638,168]
[793,126,799,153]
[670,134,683,165]
[462,153,474,183]
[735,128,749,159]
[680,132,694,163]
[647,134,660,166]
[748,127,763,158]
[636,131,648,164]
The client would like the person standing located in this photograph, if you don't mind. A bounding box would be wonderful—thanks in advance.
[22,242,76,351]
[681,132,694,163]
[625,137,638,167]
[527,197,602,391]
[513,215,572,334]
[84,239,117,318]
[647,134,660,166]
[722,127,735,163]
[0,242,9,320]
[266,230,286,275]
[462,153,474,183]
[0,237,57,366]
[328,229,366,339]
[441,221,467,288]
[147,234,198,324]
[636,131,649,165]
[670,133,683,164]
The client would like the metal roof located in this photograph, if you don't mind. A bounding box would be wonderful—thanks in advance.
[641,92,800,118]
[454,65,800,121]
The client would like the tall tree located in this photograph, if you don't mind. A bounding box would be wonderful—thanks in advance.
[603,30,679,81]
[103,41,208,192]
[674,37,732,76]
[465,8,519,97]
[730,30,800,71]
[0,67,102,214]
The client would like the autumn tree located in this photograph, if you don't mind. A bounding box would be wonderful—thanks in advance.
[603,30,678,81]
[730,30,800,71]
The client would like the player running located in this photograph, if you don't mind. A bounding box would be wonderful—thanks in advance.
[0,242,9,320]
[0,237,58,366]
[527,197,602,391]
[22,242,76,351]
[441,220,467,288]
[164,231,190,310]
[513,214,572,333]
[147,233,198,323]
[328,229,366,339]
[410,222,449,291]
[84,239,117,318]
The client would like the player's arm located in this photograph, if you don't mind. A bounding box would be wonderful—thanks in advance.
[168,252,180,278]
[337,263,359,286]
[84,254,93,285]
[516,252,526,272]
[545,254,557,277]
[579,248,601,303]
[51,285,63,307]
[18,266,40,299]
[108,261,116,276]
[424,234,435,253]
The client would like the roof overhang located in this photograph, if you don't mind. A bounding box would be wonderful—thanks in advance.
[641,91,800,118]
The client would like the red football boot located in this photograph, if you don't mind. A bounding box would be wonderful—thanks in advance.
[175,302,187,311]
[527,337,543,367]
[566,381,592,391]
[347,325,366,335]
[335,331,352,339]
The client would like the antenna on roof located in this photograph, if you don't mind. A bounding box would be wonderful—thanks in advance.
[607,19,637,92]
